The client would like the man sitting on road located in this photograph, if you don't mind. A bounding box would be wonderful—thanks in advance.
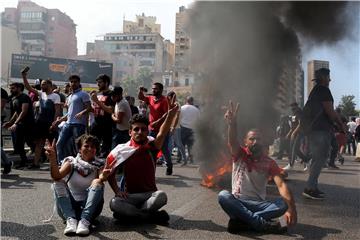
[218,101,297,234]
[106,95,179,224]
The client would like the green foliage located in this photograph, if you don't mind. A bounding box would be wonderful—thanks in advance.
[121,68,153,97]
[122,76,138,97]
[137,68,153,89]
[337,95,357,118]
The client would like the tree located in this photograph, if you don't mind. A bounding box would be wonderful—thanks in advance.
[137,68,153,89]
[337,95,357,118]
[122,76,139,97]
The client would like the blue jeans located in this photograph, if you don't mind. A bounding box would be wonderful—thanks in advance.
[56,123,85,164]
[53,181,104,222]
[307,131,332,190]
[218,190,287,230]
[149,131,172,169]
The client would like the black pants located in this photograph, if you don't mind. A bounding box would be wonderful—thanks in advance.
[180,126,194,163]
[90,122,112,158]
[14,124,34,164]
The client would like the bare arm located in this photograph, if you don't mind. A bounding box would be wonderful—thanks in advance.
[154,96,179,149]
[13,103,29,125]
[138,87,146,101]
[45,139,72,181]
[75,101,92,119]
[21,72,38,95]
[322,101,346,132]
[224,101,240,156]
[91,92,114,114]
[112,111,125,123]
[273,174,297,226]
[54,104,61,122]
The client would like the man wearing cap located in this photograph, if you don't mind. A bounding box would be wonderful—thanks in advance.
[89,74,115,158]
[301,68,346,200]
[111,86,132,147]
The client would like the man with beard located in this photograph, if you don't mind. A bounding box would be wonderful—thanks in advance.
[22,71,61,169]
[218,101,297,234]
[2,83,35,169]
[138,83,173,175]
[89,74,115,158]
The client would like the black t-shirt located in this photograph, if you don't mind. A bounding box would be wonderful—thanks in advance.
[12,93,34,126]
[307,84,334,132]
[130,105,139,116]
[92,90,115,126]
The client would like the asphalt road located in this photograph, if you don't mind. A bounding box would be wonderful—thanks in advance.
[1,155,360,240]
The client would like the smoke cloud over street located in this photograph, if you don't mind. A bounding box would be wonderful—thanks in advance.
[186,1,359,173]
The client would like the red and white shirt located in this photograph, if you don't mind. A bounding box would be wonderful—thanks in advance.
[232,146,282,200]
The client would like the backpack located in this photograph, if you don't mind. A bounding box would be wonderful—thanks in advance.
[299,99,323,135]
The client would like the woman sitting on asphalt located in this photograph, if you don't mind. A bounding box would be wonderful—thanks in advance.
[45,134,113,236]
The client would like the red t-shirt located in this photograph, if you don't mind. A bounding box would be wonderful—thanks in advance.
[144,95,168,132]
[123,141,159,193]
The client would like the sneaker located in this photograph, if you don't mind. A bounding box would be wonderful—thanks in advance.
[302,188,325,200]
[166,167,173,175]
[76,218,90,236]
[64,217,78,236]
[3,161,13,174]
[315,188,325,196]
[282,164,293,171]
[227,219,251,234]
[338,157,344,165]
[303,164,309,172]
[262,221,287,234]
[327,164,339,170]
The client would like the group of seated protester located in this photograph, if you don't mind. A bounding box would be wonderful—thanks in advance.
[46,98,297,236]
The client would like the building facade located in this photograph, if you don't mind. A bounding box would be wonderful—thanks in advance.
[307,60,329,96]
[1,0,77,58]
[1,25,22,86]
[123,13,161,34]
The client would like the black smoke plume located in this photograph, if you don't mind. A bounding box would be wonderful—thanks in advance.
[186,1,358,174]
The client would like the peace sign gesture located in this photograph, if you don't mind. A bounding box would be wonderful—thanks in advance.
[167,94,179,118]
[100,158,117,182]
[44,139,57,163]
[224,100,239,125]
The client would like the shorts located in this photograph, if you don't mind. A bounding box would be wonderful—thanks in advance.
[335,132,346,147]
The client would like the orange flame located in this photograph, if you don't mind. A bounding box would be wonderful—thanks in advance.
[201,153,232,188]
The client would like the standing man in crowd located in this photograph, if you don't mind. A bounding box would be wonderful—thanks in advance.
[111,86,132,147]
[180,96,200,165]
[90,74,115,158]
[347,117,357,156]
[138,83,173,175]
[218,101,297,234]
[301,68,346,200]
[1,88,12,174]
[2,83,34,169]
[52,75,91,164]
[125,96,139,116]
[22,70,61,169]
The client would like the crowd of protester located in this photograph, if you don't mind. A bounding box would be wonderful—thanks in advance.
[1,67,359,236]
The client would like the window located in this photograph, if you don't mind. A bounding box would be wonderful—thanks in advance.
[165,78,169,87]
[185,78,189,86]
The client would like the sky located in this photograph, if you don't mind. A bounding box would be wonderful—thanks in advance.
[1,0,359,107]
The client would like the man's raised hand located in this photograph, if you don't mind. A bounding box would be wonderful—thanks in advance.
[224,100,239,125]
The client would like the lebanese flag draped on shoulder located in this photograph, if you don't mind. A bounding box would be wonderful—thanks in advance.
[106,136,155,171]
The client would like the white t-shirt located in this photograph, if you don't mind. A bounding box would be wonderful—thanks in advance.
[115,98,132,131]
[347,121,357,134]
[37,90,61,105]
[180,104,200,129]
